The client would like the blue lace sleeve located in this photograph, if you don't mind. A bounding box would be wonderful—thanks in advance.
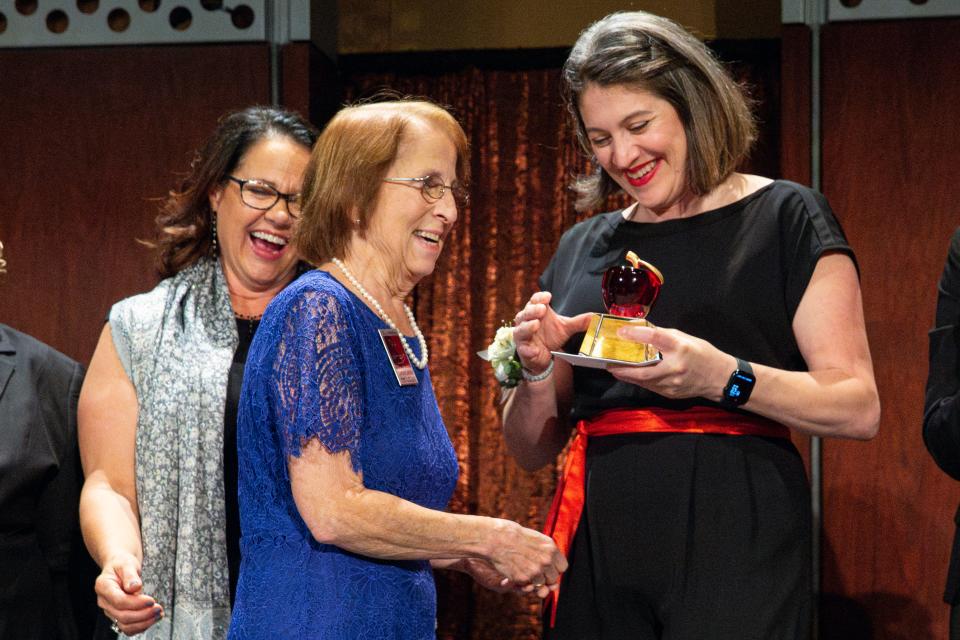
[272,288,365,473]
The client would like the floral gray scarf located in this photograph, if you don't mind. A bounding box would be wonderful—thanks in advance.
[109,257,236,639]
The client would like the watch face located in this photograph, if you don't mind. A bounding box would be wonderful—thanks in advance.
[726,371,755,402]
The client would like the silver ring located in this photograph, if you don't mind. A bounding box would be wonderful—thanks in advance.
[111,619,120,634]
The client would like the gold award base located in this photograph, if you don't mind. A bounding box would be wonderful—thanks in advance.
[579,314,658,364]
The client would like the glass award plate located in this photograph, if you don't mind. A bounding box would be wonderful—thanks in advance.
[551,350,662,369]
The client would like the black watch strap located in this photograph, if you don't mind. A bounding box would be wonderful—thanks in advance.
[721,358,755,409]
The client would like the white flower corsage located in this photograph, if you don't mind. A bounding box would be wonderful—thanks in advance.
[477,325,523,389]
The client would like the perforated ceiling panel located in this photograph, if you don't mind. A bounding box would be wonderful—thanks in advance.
[0,0,310,47]
[783,0,960,24]
[828,0,960,21]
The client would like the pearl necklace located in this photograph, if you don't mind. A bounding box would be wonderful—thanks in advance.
[331,257,428,369]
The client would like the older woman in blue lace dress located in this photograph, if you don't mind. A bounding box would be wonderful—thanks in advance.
[227,99,567,639]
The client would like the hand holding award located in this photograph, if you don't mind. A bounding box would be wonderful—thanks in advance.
[557,251,663,367]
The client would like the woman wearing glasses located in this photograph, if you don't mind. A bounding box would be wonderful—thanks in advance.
[78,106,317,639]
[226,99,565,639]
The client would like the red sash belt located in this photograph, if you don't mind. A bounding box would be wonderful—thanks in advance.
[542,406,789,627]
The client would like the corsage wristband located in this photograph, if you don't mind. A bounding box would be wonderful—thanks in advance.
[522,356,554,383]
[478,325,524,388]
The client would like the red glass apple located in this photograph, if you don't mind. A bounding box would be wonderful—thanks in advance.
[601,254,663,318]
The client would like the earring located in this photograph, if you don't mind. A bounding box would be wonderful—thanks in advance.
[210,213,219,256]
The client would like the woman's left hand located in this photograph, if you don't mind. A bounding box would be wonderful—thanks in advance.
[607,324,733,401]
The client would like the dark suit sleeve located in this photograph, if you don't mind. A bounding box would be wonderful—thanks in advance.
[35,358,86,639]
[35,360,84,567]
[923,228,960,480]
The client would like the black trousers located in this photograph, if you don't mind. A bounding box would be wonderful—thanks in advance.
[544,432,812,640]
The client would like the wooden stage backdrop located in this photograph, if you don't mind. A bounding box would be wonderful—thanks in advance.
[783,17,960,640]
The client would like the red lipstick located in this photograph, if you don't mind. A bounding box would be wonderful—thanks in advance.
[626,160,659,187]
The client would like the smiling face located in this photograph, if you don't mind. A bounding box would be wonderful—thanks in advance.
[209,134,311,297]
[579,82,692,219]
[361,118,460,288]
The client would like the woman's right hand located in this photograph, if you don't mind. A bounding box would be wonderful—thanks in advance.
[512,291,592,375]
[95,552,163,636]
[486,518,567,599]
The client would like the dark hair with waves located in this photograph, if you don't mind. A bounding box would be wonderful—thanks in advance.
[146,105,318,278]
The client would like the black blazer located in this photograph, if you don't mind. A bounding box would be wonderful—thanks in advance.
[0,323,91,639]
[923,228,960,605]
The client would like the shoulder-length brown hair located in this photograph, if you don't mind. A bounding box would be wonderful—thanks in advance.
[148,106,318,278]
[563,11,757,212]
[295,99,470,266]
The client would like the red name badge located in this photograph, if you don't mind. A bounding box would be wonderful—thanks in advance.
[378,328,418,386]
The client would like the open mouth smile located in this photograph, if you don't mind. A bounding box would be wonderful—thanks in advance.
[249,230,289,259]
[626,160,659,187]
[413,230,442,245]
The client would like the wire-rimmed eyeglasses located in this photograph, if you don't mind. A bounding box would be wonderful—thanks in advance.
[383,174,470,208]
[227,176,302,218]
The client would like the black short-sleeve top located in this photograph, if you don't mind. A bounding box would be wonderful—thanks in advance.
[539,180,856,422]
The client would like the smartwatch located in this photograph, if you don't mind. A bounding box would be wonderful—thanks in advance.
[721,358,755,409]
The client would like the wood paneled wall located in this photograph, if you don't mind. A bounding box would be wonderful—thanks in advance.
[783,18,960,639]
[0,43,314,364]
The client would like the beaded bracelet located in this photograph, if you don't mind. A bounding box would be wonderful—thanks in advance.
[522,356,555,383]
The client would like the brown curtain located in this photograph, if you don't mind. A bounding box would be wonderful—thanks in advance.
[342,44,779,639]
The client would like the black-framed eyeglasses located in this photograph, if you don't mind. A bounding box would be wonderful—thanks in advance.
[383,175,470,208]
[227,176,302,218]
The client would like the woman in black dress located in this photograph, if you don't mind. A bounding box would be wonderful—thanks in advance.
[502,11,881,639]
